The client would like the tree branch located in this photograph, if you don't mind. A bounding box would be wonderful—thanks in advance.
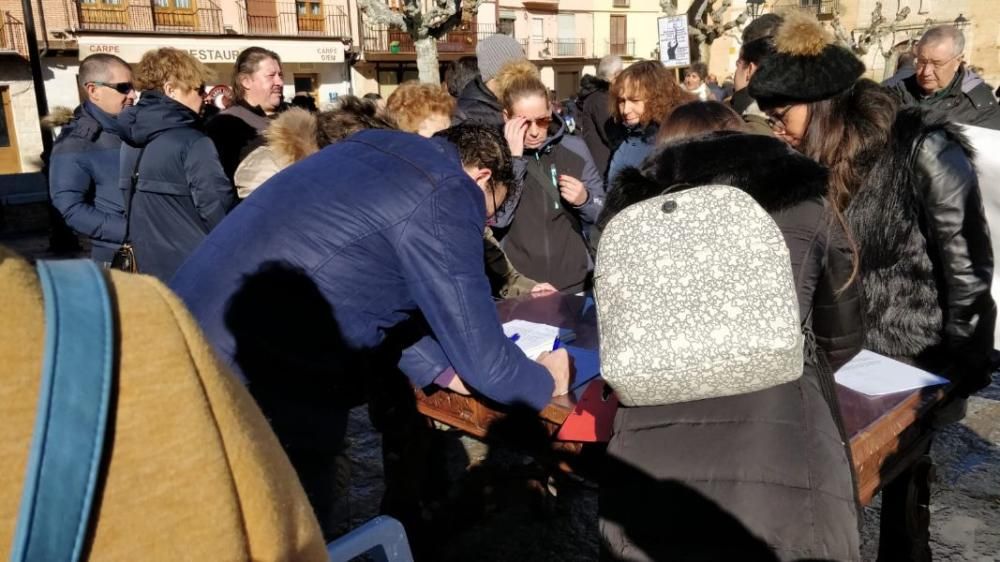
[358,0,407,30]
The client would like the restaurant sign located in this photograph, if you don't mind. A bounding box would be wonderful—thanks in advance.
[79,37,345,64]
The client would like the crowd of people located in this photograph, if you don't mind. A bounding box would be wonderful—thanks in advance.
[8,8,998,560]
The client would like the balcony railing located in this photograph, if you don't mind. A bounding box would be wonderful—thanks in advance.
[612,0,629,7]
[1,12,27,57]
[554,39,585,57]
[237,1,349,37]
[77,0,224,34]
[606,39,635,57]
[800,0,838,20]
[361,22,497,55]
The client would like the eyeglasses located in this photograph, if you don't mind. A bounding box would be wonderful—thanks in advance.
[914,53,961,71]
[765,106,791,133]
[518,116,552,129]
[89,81,134,95]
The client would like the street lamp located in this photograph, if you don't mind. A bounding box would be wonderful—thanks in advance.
[954,13,968,27]
[746,0,766,20]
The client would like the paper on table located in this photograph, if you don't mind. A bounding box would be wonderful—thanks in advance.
[502,319,576,360]
[834,350,949,396]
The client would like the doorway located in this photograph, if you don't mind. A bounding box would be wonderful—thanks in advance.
[556,70,580,101]
[0,86,21,174]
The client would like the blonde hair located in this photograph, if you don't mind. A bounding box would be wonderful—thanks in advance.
[134,47,214,93]
[493,60,542,102]
[385,82,456,133]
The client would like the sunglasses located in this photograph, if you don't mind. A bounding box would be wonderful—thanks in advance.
[516,115,552,129]
[89,81,134,95]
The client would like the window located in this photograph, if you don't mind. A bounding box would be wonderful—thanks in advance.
[296,0,324,33]
[499,16,515,36]
[613,0,629,6]
[153,0,196,29]
[610,14,627,55]
[531,17,543,40]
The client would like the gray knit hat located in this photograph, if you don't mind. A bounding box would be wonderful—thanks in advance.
[476,34,526,83]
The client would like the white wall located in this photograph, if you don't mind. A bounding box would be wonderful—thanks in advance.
[43,57,82,111]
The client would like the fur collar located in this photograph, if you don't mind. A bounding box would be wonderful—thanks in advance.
[599,132,829,231]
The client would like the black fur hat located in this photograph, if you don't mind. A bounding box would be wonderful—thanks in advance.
[748,11,865,109]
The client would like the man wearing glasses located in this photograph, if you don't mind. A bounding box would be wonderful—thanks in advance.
[49,53,136,265]
[889,25,1000,130]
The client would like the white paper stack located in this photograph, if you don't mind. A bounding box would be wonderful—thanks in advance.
[834,350,949,396]
[502,319,576,360]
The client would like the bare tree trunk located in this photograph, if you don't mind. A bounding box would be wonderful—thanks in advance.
[415,35,440,84]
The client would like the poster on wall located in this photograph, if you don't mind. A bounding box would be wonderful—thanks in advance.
[658,15,691,68]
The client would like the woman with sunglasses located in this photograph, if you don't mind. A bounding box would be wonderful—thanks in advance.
[496,61,605,293]
[117,48,235,282]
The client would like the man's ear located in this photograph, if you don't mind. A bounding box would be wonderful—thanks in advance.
[472,166,493,190]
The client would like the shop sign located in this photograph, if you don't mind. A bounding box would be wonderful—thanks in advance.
[79,38,345,64]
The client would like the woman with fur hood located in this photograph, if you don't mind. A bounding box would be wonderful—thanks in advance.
[749,13,995,400]
[749,14,994,559]
[597,102,863,561]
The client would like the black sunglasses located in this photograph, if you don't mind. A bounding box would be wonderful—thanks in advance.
[89,81,134,95]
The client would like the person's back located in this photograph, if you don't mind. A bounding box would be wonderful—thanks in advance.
[0,246,327,561]
[171,129,556,407]
[118,48,234,282]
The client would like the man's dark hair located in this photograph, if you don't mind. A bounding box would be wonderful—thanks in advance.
[434,124,515,196]
[742,13,783,44]
[445,56,480,97]
[316,95,396,147]
[739,36,776,65]
[79,53,130,86]
[895,51,916,72]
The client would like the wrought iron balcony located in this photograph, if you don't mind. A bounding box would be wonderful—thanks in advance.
[361,22,498,55]
[554,39,585,57]
[237,0,350,37]
[1,12,27,57]
[76,0,224,34]
[800,0,838,21]
[606,39,635,57]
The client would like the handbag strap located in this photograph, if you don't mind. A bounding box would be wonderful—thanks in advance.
[11,260,115,562]
[121,146,146,244]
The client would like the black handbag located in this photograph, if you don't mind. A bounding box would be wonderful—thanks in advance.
[111,147,145,273]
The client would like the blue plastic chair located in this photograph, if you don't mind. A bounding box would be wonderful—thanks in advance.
[326,516,413,562]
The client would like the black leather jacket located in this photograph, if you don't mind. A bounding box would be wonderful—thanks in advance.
[848,108,995,394]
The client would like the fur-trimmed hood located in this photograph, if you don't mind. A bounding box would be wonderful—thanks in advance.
[598,132,829,232]
[263,107,320,166]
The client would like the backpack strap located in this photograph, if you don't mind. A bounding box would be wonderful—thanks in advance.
[11,260,115,562]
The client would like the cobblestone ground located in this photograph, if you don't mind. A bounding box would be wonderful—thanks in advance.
[5,217,998,561]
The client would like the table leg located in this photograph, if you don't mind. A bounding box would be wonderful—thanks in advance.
[876,443,935,562]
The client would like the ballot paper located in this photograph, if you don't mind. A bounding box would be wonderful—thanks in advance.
[834,350,949,396]
[502,319,576,359]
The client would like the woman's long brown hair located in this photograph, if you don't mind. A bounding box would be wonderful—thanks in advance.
[609,61,693,127]
[798,79,898,291]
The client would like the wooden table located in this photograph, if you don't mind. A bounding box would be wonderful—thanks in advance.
[414,293,954,558]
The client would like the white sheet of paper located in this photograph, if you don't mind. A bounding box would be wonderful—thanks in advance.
[834,350,949,396]
[502,319,574,360]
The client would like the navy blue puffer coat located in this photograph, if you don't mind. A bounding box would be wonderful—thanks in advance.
[118,91,234,281]
[48,102,127,262]
[169,130,554,411]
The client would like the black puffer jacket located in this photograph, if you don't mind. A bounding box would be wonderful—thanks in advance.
[847,107,995,395]
[597,133,862,561]
[453,76,504,129]
[576,75,626,177]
